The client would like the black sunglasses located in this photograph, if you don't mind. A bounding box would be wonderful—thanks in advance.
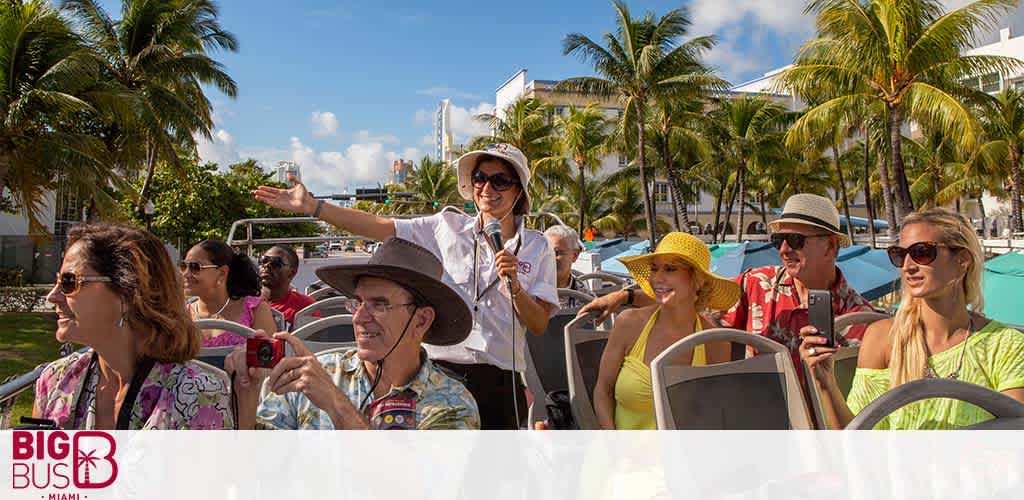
[178,261,219,273]
[886,241,958,267]
[769,232,832,250]
[56,272,111,296]
[258,256,287,269]
[471,171,520,192]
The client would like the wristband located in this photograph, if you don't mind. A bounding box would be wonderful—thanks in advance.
[312,199,324,218]
[625,287,635,306]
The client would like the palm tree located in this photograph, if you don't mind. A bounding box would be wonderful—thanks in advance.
[780,0,1023,221]
[558,1,727,249]
[592,177,645,238]
[0,0,118,232]
[647,99,710,232]
[551,104,609,235]
[542,175,612,231]
[404,156,460,214]
[63,0,238,217]
[978,88,1024,233]
[471,96,560,209]
[706,95,789,242]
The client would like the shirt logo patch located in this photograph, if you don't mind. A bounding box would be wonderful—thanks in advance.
[518,261,532,274]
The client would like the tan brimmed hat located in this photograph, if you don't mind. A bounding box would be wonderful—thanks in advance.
[456,143,531,210]
[768,193,851,247]
[619,232,740,311]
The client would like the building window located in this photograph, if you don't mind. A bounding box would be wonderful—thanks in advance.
[981,72,1001,93]
[1013,79,1024,91]
[654,182,669,203]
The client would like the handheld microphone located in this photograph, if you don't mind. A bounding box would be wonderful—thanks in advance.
[483,219,514,291]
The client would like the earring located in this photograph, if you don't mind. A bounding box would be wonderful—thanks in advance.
[117,316,125,328]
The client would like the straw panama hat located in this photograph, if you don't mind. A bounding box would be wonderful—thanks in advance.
[768,193,851,247]
[455,143,532,210]
[619,232,740,311]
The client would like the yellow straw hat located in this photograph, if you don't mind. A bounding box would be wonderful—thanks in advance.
[619,232,740,311]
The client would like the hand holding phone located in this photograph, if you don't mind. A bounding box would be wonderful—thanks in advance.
[807,290,836,348]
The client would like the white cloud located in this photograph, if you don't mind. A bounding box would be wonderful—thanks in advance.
[310,110,340,137]
[195,129,240,168]
[418,134,434,147]
[353,130,400,144]
[412,101,492,145]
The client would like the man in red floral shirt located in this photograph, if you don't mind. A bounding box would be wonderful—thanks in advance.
[580,194,877,374]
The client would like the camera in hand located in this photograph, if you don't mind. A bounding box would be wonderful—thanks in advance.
[246,337,285,368]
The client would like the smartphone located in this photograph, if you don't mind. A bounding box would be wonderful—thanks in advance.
[807,290,836,348]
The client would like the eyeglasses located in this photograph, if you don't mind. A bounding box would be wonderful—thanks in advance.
[258,256,287,269]
[342,298,417,317]
[886,241,958,267]
[471,171,520,192]
[56,272,112,296]
[769,232,832,250]
[178,261,219,273]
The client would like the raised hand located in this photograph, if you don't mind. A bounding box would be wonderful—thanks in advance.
[254,173,317,215]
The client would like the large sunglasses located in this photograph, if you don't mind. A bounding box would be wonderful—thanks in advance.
[886,241,958,267]
[471,171,520,192]
[178,261,219,273]
[769,232,832,250]
[258,256,287,269]
[56,272,111,296]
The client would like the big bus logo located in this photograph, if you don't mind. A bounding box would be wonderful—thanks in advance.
[11,431,118,490]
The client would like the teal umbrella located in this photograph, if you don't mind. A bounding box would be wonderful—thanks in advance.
[983,251,1024,326]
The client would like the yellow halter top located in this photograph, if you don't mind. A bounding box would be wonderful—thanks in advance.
[613,307,705,430]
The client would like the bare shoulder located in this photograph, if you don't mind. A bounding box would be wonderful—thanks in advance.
[607,306,654,349]
[858,317,895,369]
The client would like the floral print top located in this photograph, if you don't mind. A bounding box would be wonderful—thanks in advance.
[720,265,877,376]
[33,350,233,430]
[257,348,480,430]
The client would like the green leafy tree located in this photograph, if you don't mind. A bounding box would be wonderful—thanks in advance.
[977,88,1024,233]
[404,156,460,214]
[551,104,609,235]
[558,1,727,249]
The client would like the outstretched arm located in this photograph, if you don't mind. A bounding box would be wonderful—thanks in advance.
[254,174,396,242]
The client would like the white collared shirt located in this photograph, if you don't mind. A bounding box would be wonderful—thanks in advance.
[394,211,559,371]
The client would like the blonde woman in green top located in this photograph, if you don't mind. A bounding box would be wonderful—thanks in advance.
[802,208,1024,429]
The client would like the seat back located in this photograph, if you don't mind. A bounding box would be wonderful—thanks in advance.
[269,307,287,332]
[523,306,583,426]
[651,329,812,430]
[564,311,611,429]
[195,319,257,369]
[575,272,626,297]
[293,296,350,329]
[304,280,327,295]
[556,288,594,311]
[292,314,355,343]
[846,378,1024,430]
[804,345,860,428]
[309,287,343,301]
[834,311,890,335]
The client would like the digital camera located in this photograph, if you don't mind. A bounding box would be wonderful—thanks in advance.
[246,337,285,369]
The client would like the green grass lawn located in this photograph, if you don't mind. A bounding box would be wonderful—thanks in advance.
[0,312,61,426]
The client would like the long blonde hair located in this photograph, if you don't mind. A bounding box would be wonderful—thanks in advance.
[888,209,984,387]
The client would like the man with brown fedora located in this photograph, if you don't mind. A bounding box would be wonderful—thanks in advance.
[581,193,876,373]
[226,237,480,429]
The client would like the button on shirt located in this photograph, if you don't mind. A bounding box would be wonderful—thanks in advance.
[256,349,480,430]
[394,211,559,371]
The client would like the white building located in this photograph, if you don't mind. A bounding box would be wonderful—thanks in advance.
[434,99,455,163]
[274,161,300,184]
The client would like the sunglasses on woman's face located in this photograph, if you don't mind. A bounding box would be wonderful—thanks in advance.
[886,241,958,267]
[258,255,287,269]
[471,171,519,192]
[56,271,111,296]
[178,261,219,274]
[769,232,831,250]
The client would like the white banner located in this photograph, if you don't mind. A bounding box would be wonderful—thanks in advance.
[4,430,1024,500]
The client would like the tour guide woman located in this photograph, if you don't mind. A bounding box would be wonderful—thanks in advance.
[254,143,558,429]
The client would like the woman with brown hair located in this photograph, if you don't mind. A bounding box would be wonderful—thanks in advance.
[33,223,232,430]
[802,208,1024,429]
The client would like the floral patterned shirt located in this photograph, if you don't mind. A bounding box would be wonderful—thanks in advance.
[33,350,233,430]
[256,349,480,430]
[721,265,877,375]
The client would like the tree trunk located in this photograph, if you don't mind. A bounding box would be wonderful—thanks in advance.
[887,105,915,219]
[720,176,740,242]
[879,126,898,240]
[759,191,769,233]
[1010,146,1023,234]
[577,162,586,237]
[861,130,877,249]
[978,195,987,238]
[137,137,158,217]
[955,197,961,214]
[636,105,658,249]
[832,141,855,244]
[711,181,726,243]
[736,159,747,243]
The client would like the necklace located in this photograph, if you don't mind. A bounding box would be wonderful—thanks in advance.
[923,315,974,380]
[195,297,231,320]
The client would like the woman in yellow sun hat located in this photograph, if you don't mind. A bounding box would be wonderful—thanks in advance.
[593,232,740,429]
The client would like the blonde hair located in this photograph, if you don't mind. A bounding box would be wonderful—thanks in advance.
[888,209,984,387]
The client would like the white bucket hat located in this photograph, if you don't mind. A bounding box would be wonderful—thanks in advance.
[455,143,531,213]
[768,193,851,247]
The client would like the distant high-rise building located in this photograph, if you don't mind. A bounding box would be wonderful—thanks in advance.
[391,159,413,185]
[275,161,300,184]
[434,99,454,163]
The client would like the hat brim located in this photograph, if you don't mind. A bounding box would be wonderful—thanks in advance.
[768,218,852,247]
[315,264,472,346]
[618,251,740,311]
[455,151,531,210]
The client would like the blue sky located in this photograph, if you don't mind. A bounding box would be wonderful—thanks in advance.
[98,1,1023,195]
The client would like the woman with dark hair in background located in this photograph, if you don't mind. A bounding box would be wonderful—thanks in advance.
[33,223,232,429]
[183,240,277,346]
